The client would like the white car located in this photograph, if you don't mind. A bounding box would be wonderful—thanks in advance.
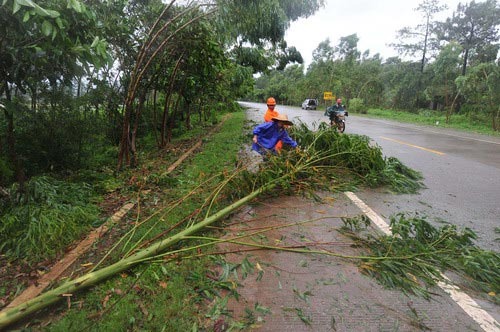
[301,99,318,110]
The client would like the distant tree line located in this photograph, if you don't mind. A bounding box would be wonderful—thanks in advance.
[250,0,499,130]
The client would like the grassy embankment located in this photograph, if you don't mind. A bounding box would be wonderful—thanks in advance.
[358,108,499,136]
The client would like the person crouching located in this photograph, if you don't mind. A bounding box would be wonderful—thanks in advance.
[252,114,297,156]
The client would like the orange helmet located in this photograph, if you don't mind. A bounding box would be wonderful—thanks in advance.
[266,97,276,106]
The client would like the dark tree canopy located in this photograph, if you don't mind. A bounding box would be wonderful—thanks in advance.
[439,0,500,75]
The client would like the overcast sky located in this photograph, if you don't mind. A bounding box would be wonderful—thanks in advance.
[284,0,466,68]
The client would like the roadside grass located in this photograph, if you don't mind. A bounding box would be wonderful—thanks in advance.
[46,259,218,331]
[39,110,249,331]
[356,108,499,136]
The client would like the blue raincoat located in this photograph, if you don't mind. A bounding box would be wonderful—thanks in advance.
[252,121,297,155]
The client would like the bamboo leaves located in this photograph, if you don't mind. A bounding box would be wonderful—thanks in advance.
[344,213,500,300]
[270,124,424,195]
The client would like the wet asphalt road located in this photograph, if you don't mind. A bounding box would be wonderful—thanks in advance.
[241,101,500,252]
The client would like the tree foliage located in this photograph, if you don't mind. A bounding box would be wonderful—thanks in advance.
[0,0,328,184]
[438,0,500,75]
[456,62,500,130]
[0,0,110,186]
[249,0,499,117]
[391,0,448,72]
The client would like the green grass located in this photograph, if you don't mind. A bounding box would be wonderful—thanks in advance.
[42,110,249,331]
[357,108,499,136]
[0,176,101,262]
[47,260,214,331]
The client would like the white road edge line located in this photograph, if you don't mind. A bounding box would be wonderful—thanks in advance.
[344,191,500,332]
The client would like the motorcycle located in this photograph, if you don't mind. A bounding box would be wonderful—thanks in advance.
[326,108,348,133]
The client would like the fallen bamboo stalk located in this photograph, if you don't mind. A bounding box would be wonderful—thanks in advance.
[0,181,277,329]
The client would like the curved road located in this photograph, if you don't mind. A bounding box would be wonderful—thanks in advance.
[241,101,500,252]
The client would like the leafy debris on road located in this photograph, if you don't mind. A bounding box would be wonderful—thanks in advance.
[341,213,500,302]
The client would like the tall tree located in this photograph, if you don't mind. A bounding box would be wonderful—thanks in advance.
[391,0,448,73]
[380,59,423,110]
[215,0,325,46]
[308,39,336,96]
[312,38,335,63]
[335,34,361,64]
[425,42,462,117]
[331,34,361,102]
[455,62,500,130]
[439,0,500,76]
[216,0,325,73]
[117,2,215,169]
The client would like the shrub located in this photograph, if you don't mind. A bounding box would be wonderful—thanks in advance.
[0,176,100,262]
[0,156,13,186]
[348,98,366,113]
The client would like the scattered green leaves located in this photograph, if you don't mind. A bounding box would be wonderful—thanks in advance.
[341,214,371,231]
[282,306,313,326]
[292,285,313,303]
[344,213,500,301]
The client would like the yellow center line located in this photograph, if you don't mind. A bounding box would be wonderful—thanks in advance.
[380,136,446,155]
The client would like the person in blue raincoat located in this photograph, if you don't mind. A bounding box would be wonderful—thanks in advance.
[252,114,298,155]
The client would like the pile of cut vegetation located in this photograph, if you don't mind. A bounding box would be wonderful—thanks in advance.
[229,121,424,201]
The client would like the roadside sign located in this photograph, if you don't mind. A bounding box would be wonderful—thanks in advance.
[323,92,333,100]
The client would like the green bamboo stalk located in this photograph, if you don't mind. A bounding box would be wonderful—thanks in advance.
[0,181,277,329]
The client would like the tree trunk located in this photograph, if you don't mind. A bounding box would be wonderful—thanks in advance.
[160,92,171,148]
[2,86,25,189]
[117,101,133,170]
[492,109,499,131]
[166,95,181,144]
[446,92,461,124]
[185,101,191,130]
[420,15,429,73]
[130,91,147,167]
[461,48,469,76]
[152,89,160,147]
[160,55,183,148]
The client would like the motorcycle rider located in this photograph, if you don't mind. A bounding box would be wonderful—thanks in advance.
[325,98,345,117]
[325,98,349,132]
